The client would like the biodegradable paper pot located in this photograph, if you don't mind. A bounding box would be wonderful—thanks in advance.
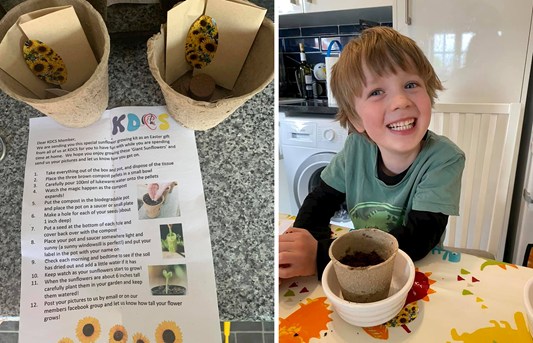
[0,0,109,128]
[147,17,274,131]
[322,250,415,327]
[329,229,399,303]
[143,194,165,219]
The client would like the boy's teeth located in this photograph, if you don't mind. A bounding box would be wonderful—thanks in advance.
[388,119,415,131]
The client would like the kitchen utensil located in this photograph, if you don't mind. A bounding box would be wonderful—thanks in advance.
[326,40,342,107]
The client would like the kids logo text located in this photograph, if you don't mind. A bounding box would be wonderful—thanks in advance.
[112,113,170,135]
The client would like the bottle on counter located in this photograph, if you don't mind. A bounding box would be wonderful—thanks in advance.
[297,43,314,99]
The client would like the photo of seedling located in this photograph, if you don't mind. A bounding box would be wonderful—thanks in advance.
[160,223,185,259]
[148,264,187,296]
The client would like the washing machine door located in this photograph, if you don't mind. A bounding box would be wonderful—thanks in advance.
[293,152,335,208]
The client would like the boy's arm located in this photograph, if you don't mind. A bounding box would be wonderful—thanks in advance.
[293,179,345,279]
[293,179,346,239]
[389,210,448,261]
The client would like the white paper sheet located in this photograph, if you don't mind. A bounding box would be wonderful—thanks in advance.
[18,106,220,342]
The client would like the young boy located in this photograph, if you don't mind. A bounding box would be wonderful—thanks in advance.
[279,26,465,280]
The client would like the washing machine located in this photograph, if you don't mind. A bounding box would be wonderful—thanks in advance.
[279,112,351,224]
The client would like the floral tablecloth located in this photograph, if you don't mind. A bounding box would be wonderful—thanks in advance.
[279,214,533,342]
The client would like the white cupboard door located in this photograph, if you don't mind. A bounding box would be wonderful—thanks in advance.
[304,0,392,13]
[396,0,533,104]
[278,0,304,14]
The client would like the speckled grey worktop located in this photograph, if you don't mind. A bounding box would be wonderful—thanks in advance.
[0,1,274,322]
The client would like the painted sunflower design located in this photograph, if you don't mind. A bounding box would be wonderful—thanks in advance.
[185,15,218,69]
[132,332,151,343]
[75,317,101,343]
[154,321,183,343]
[57,338,74,343]
[108,324,128,343]
[22,39,67,85]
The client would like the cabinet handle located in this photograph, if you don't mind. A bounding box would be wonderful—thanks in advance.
[405,0,412,25]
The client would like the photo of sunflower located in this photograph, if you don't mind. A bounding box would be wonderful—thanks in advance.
[57,338,74,343]
[108,324,128,343]
[75,317,101,343]
[154,321,183,343]
[132,332,151,343]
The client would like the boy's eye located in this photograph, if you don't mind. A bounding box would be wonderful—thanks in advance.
[369,89,383,97]
[405,82,418,89]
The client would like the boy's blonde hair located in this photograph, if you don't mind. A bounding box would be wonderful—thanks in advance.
[330,26,444,132]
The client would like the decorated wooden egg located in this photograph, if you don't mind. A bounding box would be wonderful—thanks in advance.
[185,15,218,69]
[22,39,67,85]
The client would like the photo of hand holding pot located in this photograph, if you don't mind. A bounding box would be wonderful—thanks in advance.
[137,181,180,219]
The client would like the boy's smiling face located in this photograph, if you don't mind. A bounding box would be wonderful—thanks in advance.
[350,64,432,169]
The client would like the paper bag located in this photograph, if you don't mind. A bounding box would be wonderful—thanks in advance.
[0,5,98,98]
[326,40,342,108]
[18,6,98,92]
[147,14,274,130]
[165,0,204,85]
[0,0,110,128]
[165,0,266,90]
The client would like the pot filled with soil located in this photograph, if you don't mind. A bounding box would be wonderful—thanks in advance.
[143,193,165,218]
[150,266,187,296]
[151,285,187,296]
[329,228,398,303]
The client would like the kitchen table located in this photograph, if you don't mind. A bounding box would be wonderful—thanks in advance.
[279,214,533,342]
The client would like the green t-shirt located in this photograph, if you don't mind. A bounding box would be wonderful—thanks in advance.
[321,130,465,232]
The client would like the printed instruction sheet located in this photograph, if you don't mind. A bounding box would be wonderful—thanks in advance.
[19,106,220,342]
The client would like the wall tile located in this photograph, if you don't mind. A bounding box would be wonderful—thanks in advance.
[339,24,361,34]
[301,25,338,36]
[0,333,18,343]
[280,28,301,37]
[284,37,320,53]
[320,36,357,52]
[279,22,389,98]
[279,38,286,53]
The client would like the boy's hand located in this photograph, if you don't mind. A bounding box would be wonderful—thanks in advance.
[279,228,318,279]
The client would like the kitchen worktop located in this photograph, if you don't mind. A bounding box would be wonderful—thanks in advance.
[279,98,338,116]
[0,3,274,322]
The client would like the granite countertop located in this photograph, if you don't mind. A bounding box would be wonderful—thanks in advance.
[0,1,274,322]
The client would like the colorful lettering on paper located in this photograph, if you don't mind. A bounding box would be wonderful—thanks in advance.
[279,297,333,342]
[112,113,170,135]
[450,312,532,343]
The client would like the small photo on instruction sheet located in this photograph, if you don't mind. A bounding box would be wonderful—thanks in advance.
[160,223,185,259]
[137,181,180,219]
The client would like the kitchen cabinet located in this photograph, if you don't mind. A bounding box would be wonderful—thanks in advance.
[395,0,533,104]
[279,0,392,15]
[278,0,304,15]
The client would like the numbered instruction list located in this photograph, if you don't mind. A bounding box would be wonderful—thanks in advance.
[19,106,220,342]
